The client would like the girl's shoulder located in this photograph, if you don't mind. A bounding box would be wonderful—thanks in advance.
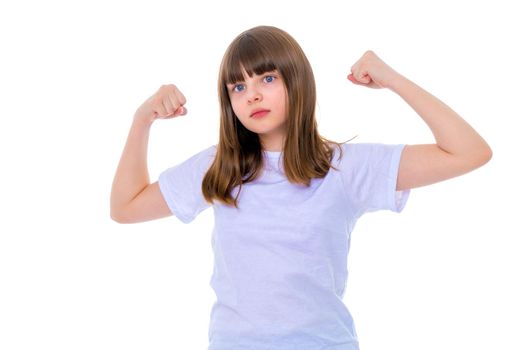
[335,141,385,159]
[335,142,406,168]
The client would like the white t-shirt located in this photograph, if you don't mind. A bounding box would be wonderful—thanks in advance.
[158,142,410,350]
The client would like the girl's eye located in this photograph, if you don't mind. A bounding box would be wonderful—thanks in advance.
[232,84,245,92]
[230,75,276,92]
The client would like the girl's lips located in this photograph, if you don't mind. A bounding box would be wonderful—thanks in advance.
[251,109,270,118]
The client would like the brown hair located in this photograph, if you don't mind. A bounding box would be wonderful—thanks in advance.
[202,25,353,208]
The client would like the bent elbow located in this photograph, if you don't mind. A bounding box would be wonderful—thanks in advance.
[470,145,493,170]
[110,212,123,224]
[110,209,129,224]
[479,145,493,166]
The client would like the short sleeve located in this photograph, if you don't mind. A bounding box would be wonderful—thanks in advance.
[338,142,410,218]
[157,145,216,224]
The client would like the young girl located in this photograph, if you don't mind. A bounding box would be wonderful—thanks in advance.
[110,26,492,350]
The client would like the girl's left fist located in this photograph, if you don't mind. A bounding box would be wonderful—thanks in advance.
[347,50,400,89]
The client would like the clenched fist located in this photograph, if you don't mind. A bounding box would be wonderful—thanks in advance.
[134,84,187,124]
[347,50,401,89]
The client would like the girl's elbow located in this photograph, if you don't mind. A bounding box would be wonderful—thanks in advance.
[472,145,493,169]
[458,146,492,173]
[480,144,493,164]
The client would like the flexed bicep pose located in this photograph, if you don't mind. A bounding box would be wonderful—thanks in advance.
[110,26,491,350]
[347,50,491,191]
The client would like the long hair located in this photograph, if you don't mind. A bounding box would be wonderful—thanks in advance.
[202,25,353,208]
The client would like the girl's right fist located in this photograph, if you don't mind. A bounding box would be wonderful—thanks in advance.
[134,84,187,124]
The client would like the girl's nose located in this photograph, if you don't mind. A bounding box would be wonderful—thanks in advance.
[247,89,262,104]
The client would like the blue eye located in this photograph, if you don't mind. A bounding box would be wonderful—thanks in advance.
[232,84,245,92]
[230,75,276,92]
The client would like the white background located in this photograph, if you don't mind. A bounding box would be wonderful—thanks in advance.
[1,0,523,349]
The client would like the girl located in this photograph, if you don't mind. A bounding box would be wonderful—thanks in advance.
[110,26,492,350]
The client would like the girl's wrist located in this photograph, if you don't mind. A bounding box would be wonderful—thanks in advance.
[387,72,409,93]
[133,107,155,127]
[133,112,154,128]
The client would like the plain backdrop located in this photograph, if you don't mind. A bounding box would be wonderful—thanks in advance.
[1,0,523,349]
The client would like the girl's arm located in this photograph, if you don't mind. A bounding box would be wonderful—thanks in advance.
[348,51,492,191]
[110,84,187,223]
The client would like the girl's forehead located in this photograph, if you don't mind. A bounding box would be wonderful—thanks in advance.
[224,52,279,82]
[237,66,251,80]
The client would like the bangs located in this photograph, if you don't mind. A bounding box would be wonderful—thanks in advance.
[222,35,278,85]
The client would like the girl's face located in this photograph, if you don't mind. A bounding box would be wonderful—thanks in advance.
[227,68,287,152]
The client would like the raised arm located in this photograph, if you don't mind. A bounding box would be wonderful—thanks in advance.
[110,85,188,223]
[347,50,492,191]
